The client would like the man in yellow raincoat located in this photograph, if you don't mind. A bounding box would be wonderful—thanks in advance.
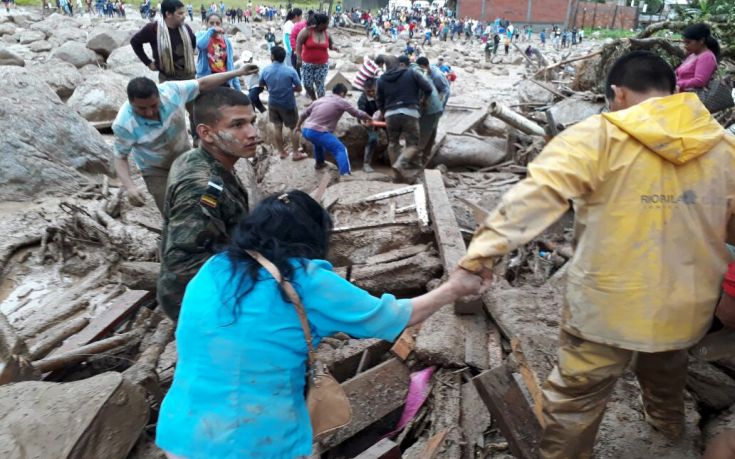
[459,51,735,458]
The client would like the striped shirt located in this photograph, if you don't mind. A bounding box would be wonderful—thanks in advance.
[353,55,382,91]
[112,81,199,176]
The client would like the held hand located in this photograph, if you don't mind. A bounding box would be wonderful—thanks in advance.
[446,267,491,298]
[238,64,259,76]
[126,187,146,207]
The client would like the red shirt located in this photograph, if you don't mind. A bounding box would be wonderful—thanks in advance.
[301,29,329,65]
[290,20,307,53]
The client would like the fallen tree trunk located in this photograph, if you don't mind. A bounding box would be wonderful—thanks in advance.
[33,330,140,374]
[488,103,546,137]
[28,317,90,361]
[430,134,508,168]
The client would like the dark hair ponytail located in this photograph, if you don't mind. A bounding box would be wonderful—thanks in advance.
[222,190,333,322]
[683,23,721,61]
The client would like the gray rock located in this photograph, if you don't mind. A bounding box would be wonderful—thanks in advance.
[0,48,24,66]
[29,40,54,52]
[517,78,555,105]
[67,71,128,122]
[30,13,80,37]
[27,59,83,99]
[17,29,46,45]
[50,41,102,68]
[86,29,132,58]
[548,96,604,127]
[52,27,87,43]
[0,23,16,36]
[0,66,110,200]
[9,14,32,28]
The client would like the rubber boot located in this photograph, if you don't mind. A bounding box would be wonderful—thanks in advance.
[363,145,375,173]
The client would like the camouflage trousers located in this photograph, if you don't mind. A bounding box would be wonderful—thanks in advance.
[539,330,688,459]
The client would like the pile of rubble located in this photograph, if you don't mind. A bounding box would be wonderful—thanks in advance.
[2,7,735,459]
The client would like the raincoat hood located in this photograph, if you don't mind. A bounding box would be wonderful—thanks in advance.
[602,92,724,165]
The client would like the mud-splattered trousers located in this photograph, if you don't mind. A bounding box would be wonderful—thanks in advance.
[539,330,688,459]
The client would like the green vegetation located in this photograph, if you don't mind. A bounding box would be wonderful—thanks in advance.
[582,27,636,40]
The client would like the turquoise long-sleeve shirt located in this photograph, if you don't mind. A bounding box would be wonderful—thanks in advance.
[156,253,412,458]
[195,28,241,91]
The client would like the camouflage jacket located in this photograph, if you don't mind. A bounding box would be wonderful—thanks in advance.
[157,147,250,320]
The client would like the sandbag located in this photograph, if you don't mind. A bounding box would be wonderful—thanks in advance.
[0,372,148,459]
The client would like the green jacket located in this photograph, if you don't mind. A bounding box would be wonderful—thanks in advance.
[157,147,250,320]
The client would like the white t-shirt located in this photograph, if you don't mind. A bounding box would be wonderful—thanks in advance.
[283,20,294,51]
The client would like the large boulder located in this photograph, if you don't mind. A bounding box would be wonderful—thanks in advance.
[0,23,16,36]
[0,48,24,67]
[27,59,83,99]
[17,29,46,45]
[9,14,33,28]
[50,41,102,68]
[29,13,80,37]
[29,40,55,53]
[548,96,605,127]
[86,29,133,58]
[67,71,128,123]
[106,44,158,80]
[52,27,87,43]
[432,134,507,168]
[0,66,111,200]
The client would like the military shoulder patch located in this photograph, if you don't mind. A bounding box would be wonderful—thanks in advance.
[200,180,223,209]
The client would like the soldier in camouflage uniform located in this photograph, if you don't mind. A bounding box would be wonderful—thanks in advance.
[158,87,260,320]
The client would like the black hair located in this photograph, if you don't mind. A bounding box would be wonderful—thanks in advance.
[205,12,221,23]
[314,12,329,26]
[127,77,159,100]
[416,56,429,67]
[683,23,721,61]
[193,87,252,126]
[224,190,334,320]
[363,77,377,88]
[161,0,184,17]
[374,55,385,66]
[398,55,410,66]
[605,51,676,101]
[332,83,348,95]
[271,45,286,62]
[285,7,302,21]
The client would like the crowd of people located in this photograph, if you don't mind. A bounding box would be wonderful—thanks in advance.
[104,0,735,455]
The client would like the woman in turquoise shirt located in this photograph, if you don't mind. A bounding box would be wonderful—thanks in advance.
[195,13,241,90]
[156,190,487,458]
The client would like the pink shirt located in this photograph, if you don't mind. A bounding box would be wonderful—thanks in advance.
[290,20,307,53]
[302,94,368,133]
[676,49,717,90]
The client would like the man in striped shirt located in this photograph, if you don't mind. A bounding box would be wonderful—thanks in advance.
[352,54,383,91]
[112,65,256,212]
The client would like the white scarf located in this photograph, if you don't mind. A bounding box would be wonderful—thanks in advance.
[157,17,195,77]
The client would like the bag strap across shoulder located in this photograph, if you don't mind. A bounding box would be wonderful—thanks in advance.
[245,250,316,369]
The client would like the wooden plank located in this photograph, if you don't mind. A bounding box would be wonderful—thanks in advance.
[420,431,449,459]
[314,358,410,453]
[472,365,542,459]
[423,169,466,269]
[511,337,544,423]
[353,438,401,459]
[464,315,490,370]
[487,322,504,368]
[390,326,417,361]
[461,382,492,459]
[362,185,417,203]
[49,290,154,357]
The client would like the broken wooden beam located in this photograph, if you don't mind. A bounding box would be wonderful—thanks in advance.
[427,370,462,458]
[421,431,449,459]
[472,364,542,459]
[461,381,493,459]
[511,337,544,423]
[488,102,546,137]
[314,358,410,453]
[47,290,154,357]
[0,312,37,385]
[353,438,402,459]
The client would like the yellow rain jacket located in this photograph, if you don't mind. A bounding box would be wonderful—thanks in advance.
[460,93,735,352]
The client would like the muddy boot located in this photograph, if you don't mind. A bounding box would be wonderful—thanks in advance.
[691,328,735,361]
[362,147,375,173]
[392,155,421,184]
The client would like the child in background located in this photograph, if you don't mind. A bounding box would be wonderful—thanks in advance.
[265,28,276,52]
[239,51,266,113]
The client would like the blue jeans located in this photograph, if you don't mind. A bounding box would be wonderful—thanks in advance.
[302,128,351,175]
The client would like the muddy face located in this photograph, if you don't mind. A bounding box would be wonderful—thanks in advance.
[208,105,260,159]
